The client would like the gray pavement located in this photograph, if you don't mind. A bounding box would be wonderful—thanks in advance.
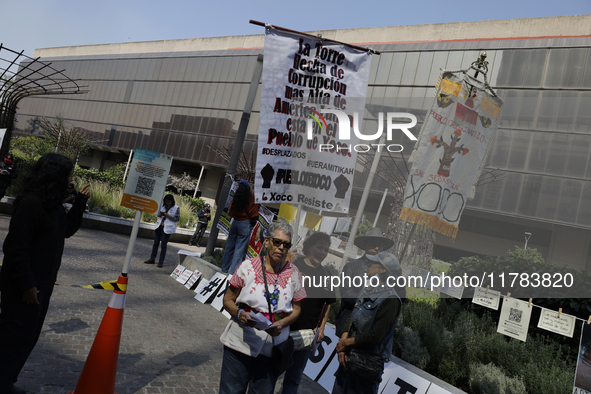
[0,214,327,394]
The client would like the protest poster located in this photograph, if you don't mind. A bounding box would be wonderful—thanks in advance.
[574,322,591,393]
[497,297,532,342]
[211,275,232,313]
[121,149,173,213]
[400,71,503,238]
[538,308,576,338]
[246,205,274,259]
[170,265,186,280]
[472,286,501,310]
[194,272,227,304]
[184,270,202,290]
[176,269,193,284]
[254,28,372,214]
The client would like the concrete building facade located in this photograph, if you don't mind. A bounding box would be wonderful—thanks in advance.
[14,15,591,268]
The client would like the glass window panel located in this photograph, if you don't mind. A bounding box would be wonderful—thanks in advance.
[236,56,250,82]
[171,82,183,106]
[228,84,242,110]
[536,91,559,130]
[204,83,217,107]
[563,48,586,88]
[517,90,538,129]
[213,83,226,108]
[429,52,448,86]
[555,91,579,131]
[197,57,210,81]
[498,90,520,128]
[383,87,399,109]
[499,173,522,213]
[557,180,582,224]
[523,49,547,88]
[543,48,568,88]
[178,58,189,81]
[527,132,551,172]
[481,178,503,210]
[171,58,184,80]
[545,133,569,175]
[504,50,529,87]
[219,57,232,81]
[178,83,190,105]
[198,83,211,107]
[566,135,590,178]
[227,56,240,82]
[577,182,591,226]
[517,174,542,217]
[135,59,148,80]
[186,57,201,81]
[387,53,406,85]
[221,83,234,109]
[536,177,561,220]
[575,92,591,133]
[190,83,204,107]
[486,50,502,86]
[374,53,393,85]
[445,51,464,71]
[145,59,158,81]
[461,51,480,69]
[582,49,591,88]
[395,87,412,111]
[237,83,249,110]
[206,58,218,81]
[507,130,530,170]
[127,59,140,80]
[113,60,127,80]
[414,52,434,85]
[400,52,419,85]
[367,55,380,85]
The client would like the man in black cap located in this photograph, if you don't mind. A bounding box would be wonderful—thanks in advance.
[0,154,17,201]
[334,227,394,337]
[189,203,211,246]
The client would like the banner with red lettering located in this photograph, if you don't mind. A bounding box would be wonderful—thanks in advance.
[400,71,503,238]
[254,27,372,213]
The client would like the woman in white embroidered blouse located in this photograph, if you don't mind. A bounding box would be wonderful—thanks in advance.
[219,221,306,394]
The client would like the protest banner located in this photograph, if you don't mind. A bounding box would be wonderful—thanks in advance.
[254,27,372,214]
[246,205,274,259]
[216,181,238,236]
[400,71,503,238]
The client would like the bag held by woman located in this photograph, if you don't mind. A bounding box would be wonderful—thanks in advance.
[346,348,384,382]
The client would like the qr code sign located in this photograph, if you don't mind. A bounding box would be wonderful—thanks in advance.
[135,176,155,197]
[509,307,522,323]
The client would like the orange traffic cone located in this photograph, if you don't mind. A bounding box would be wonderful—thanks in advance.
[68,275,128,394]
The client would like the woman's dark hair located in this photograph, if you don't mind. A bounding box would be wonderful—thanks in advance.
[163,194,175,206]
[231,183,251,215]
[302,232,331,256]
[15,153,73,210]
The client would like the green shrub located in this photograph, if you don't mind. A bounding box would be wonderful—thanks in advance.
[398,327,430,369]
[470,362,527,394]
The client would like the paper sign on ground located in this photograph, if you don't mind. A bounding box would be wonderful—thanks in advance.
[472,286,501,310]
[195,273,226,304]
[497,297,532,342]
[177,269,193,284]
[537,308,576,338]
[381,364,431,394]
[170,265,186,280]
[185,270,202,289]
[211,275,231,312]
[194,279,211,303]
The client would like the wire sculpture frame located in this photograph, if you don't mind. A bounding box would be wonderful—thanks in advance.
[0,44,87,154]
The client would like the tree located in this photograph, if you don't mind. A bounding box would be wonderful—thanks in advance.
[36,116,106,164]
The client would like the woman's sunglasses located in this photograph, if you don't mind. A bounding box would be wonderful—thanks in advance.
[269,238,292,250]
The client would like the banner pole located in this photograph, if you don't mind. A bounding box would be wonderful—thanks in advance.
[341,134,386,268]
[373,188,388,227]
[121,210,142,275]
[205,54,264,256]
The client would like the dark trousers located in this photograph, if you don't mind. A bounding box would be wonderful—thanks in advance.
[190,222,207,245]
[0,286,54,391]
[150,225,171,263]
[219,346,278,394]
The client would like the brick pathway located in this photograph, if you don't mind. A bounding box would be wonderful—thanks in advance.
[0,213,229,394]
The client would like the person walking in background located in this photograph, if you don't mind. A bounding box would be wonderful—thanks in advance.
[332,252,402,394]
[0,153,18,200]
[0,153,90,394]
[280,231,336,394]
[221,180,259,274]
[144,194,179,268]
[189,203,211,246]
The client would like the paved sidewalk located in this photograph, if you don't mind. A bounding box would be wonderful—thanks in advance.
[0,214,328,394]
[1,214,229,394]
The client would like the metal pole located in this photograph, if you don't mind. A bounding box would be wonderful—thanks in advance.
[205,54,264,256]
[123,149,133,183]
[121,210,142,275]
[193,166,205,198]
[342,134,387,267]
[373,188,388,227]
